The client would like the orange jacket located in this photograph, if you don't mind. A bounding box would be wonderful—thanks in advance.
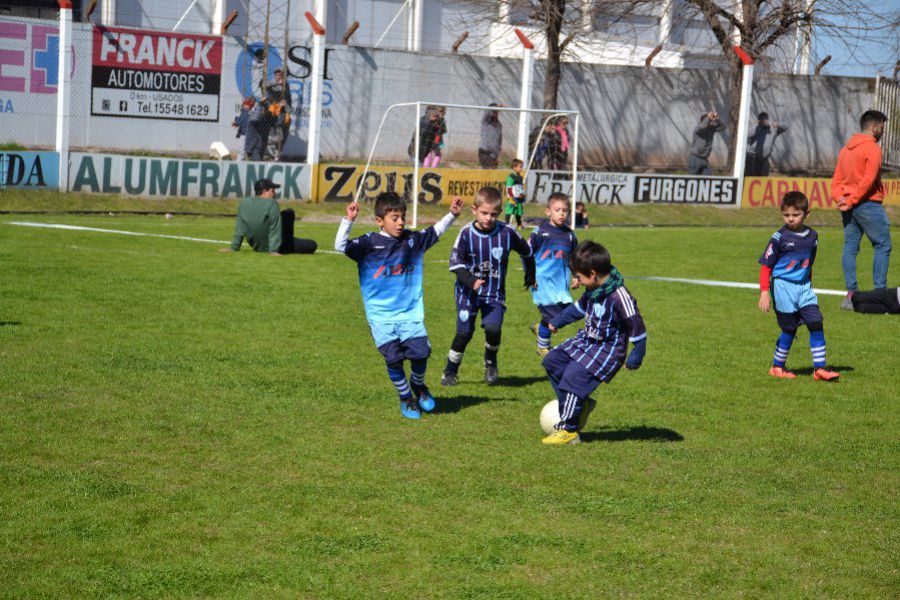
[831,133,885,208]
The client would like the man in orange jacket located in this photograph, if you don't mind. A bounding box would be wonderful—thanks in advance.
[831,110,891,309]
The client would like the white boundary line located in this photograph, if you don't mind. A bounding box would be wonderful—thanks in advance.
[4,221,847,294]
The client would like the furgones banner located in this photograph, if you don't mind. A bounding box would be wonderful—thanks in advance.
[91,26,222,122]
[526,171,739,206]
[68,153,309,200]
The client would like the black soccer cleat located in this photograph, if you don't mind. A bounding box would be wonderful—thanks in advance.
[441,371,458,387]
[484,363,499,385]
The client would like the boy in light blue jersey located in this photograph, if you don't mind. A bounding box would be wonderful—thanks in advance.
[758,191,839,381]
[336,192,464,418]
[529,193,579,357]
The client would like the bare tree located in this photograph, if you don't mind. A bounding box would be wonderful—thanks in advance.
[681,0,899,170]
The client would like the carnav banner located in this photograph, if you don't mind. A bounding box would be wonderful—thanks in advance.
[0,151,59,189]
[315,164,507,204]
[526,170,739,207]
[91,26,222,122]
[743,176,900,208]
[68,153,309,200]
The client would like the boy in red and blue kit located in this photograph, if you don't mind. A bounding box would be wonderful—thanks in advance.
[758,191,840,381]
[542,241,647,445]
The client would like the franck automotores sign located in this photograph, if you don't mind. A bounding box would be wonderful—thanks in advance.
[91,26,222,122]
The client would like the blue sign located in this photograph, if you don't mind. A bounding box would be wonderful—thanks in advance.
[0,152,59,189]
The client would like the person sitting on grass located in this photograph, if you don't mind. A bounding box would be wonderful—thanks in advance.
[574,201,590,229]
[221,178,317,255]
[336,192,464,419]
[850,287,900,314]
[757,191,840,381]
[541,241,647,445]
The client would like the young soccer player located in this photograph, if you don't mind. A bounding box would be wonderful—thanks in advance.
[541,241,647,445]
[758,191,840,381]
[528,193,579,357]
[505,159,527,229]
[442,187,535,386]
[336,192,464,419]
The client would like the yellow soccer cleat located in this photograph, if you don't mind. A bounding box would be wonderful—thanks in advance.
[541,429,581,445]
[536,346,550,358]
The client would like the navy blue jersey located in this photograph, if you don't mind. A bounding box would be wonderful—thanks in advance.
[529,219,577,306]
[449,221,532,303]
[555,286,646,381]
[758,226,818,284]
[344,228,440,324]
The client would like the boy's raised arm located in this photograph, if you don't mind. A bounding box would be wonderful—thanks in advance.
[433,196,464,238]
[335,201,359,253]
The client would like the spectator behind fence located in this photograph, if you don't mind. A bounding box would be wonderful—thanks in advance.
[745,112,787,176]
[232,98,254,161]
[528,120,555,170]
[831,109,891,310]
[424,106,446,168]
[221,178,317,255]
[264,68,292,161]
[408,106,446,167]
[478,103,504,169]
[688,111,725,175]
[244,97,272,162]
[548,116,571,171]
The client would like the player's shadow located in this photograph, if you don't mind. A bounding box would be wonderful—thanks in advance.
[0,321,21,327]
[433,395,491,414]
[790,365,854,376]
[581,426,684,443]
[494,375,545,387]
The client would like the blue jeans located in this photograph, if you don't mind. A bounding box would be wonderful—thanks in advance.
[842,201,892,291]
[688,155,711,175]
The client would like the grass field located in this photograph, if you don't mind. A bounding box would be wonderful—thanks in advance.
[1,198,898,597]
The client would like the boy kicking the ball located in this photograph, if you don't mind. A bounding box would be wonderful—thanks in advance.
[541,241,647,445]
[336,192,464,419]
[758,191,840,381]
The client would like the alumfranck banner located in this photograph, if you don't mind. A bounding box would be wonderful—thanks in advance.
[68,153,310,200]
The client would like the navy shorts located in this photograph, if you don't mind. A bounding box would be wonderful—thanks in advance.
[542,347,603,399]
[538,303,571,325]
[376,335,431,364]
[456,297,506,335]
[775,304,823,332]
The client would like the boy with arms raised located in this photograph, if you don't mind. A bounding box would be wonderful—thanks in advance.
[542,241,647,445]
[336,192,464,419]
[529,193,579,357]
[442,187,535,386]
[758,191,840,381]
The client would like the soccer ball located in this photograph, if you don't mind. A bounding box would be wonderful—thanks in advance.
[540,400,560,434]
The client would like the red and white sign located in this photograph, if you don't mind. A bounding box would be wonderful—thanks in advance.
[91,26,222,122]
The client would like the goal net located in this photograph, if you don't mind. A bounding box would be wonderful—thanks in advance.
[355,102,580,228]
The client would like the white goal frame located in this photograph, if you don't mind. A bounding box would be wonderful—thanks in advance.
[356,101,580,229]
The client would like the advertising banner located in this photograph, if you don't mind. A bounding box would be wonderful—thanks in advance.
[526,170,739,207]
[0,152,59,189]
[315,164,507,204]
[68,153,309,200]
[91,26,222,122]
[743,176,900,208]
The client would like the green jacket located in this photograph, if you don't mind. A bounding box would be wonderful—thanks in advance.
[231,196,282,252]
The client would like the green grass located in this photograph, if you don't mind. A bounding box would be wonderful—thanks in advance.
[0,209,898,598]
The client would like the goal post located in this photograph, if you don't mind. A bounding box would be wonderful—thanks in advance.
[355,102,580,229]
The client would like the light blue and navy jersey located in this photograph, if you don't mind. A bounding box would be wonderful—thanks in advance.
[344,227,440,324]
[529,219,577,306]
[758,226,818,284]
[553,285,646,381]
[449,221,532,304]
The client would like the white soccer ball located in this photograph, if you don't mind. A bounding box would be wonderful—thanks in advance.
[540,400,560,434]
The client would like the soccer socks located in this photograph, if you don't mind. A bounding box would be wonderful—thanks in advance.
[445,332,472,374]
[410,358,427,389]
[809,328,826,368]
[537,322,552,350]
[557,391,586,432]
[773,330,795,367]
[386,364,413,401]
[484,326,502,366]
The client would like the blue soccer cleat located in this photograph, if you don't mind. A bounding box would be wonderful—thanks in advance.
[400,398,422,420]
[412,384,436,412]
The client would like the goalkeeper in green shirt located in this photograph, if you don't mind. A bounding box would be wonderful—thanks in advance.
[505,159,526,229]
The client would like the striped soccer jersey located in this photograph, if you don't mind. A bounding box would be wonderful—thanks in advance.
[556,285,646,381]
[449,221,532,304]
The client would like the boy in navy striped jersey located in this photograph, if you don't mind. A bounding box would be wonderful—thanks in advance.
[442,187,535,386]
[542,241,647,445]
